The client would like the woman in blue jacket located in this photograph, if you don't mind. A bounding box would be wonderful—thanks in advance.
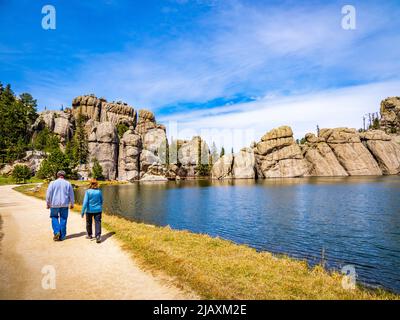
[81,179,103,243]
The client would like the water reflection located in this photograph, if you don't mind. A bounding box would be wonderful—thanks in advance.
[75,176,400,293]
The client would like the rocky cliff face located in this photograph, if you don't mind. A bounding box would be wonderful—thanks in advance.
[360,130,400,175]
[118,127,142,181]
[72,95,136,127]
[302,133,348,176]
[318,128,382,176]
[88,122,119,180]
[26,94,400,181]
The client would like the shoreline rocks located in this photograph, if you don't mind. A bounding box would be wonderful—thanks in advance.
[11,94,400,181]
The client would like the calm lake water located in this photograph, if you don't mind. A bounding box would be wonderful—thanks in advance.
[76,176,400,293]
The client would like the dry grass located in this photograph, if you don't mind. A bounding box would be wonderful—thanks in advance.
[15,183,399,300]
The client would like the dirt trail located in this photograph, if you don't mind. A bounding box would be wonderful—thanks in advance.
[0,185,195,300]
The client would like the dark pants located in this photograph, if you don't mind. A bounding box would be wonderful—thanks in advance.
[86,212,102,238]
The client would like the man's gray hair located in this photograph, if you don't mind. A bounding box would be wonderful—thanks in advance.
[57,170,66,178]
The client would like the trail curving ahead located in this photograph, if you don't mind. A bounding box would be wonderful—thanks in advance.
[0,185,195,300]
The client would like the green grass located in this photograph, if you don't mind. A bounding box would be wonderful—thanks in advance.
[0,176,43,186]
[14,183,399,300]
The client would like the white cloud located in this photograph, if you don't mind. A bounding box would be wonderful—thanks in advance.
[24,1,400,111]
[160,81,400,152]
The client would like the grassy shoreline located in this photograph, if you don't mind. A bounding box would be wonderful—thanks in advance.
[14,183,398,300]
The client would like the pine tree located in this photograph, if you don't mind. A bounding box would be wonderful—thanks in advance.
[12,164,32,183]
[91,158,104,180]
[0,84,38,162]
[36,147,71,180]
[73,109,89,165]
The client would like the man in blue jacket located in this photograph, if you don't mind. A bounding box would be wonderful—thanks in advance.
[46,170,74,241]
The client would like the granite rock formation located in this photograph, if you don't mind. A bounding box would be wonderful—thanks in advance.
[380,97,400,134]
[22,94,400,181]
[88,122,119,180]
[118,127,142,181]
[255,126,310,178]
[360,130,400,175]
[320,128,382,176]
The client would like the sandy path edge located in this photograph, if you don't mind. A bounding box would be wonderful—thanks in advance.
[0,185,196,300]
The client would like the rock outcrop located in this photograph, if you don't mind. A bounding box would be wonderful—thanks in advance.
[320,128,382,176]
[255,126,310,178]
[302,133,348,176]
[0,151,47,176]
[178,136,210,178]
[88,122,119,180]
[139,128,168,179]
[101,101,137,127]
[232,148,256,179]
[360,130,400,175]
[72,95,136,127]
[135,109,160,136]
[118,127,142,181]
[32,111,73,144]
[211,154,233,179]
[380,97,400,134]
[72,95,104,122]
[21,94,400,181]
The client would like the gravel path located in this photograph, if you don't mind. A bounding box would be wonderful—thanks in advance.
[0,185,195,300]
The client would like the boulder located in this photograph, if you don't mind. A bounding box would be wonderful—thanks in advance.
[256,137,294,155]
[261,125,293,141]
[255,126,310,178]
[140,173,168,182]
[88,122,119,180]
[135,109,157,135]
[211,154,233,179]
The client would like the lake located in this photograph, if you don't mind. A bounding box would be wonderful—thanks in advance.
[75,176,400,293]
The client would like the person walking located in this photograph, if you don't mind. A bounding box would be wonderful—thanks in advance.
[46,170,74,241]
[81,179,103,243]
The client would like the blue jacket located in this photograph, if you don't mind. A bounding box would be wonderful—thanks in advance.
[81,189,103,216]
[46,178,75,208]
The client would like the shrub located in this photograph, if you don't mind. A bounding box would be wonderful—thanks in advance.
[12,164,32,183]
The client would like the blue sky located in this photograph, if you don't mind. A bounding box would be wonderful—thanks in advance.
[1,0,400,149]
